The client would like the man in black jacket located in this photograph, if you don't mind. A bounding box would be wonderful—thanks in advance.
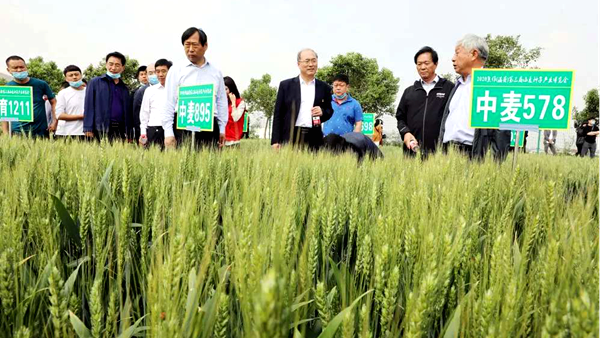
[396,46,454,156]
[271,48,333,150]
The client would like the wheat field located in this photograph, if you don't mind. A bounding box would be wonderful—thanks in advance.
[0,138,597,338]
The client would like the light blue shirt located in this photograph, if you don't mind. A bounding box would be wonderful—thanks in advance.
[323,94,363,136]
[161,59,228,138]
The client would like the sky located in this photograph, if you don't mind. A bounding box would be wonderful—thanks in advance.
[1,0,598,117]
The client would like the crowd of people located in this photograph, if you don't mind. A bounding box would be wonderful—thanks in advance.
[2,28,597,159]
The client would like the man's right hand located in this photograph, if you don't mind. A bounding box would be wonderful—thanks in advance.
[403,133,418,150]
[85,131,94,138]
[272,143,281,150]
[165,136,177,149]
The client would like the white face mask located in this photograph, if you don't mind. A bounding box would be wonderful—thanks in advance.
[591,121,596,126]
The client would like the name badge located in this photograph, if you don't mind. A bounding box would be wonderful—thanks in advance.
[436,93,446,98]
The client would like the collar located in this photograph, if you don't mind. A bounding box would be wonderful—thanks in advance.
[298,75,316,85]
[187,58,210,69]
[421,75,439,86]
[331,94,353,104]
[458,74,472,85]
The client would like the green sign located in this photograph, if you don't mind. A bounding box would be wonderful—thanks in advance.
[362,113,375,136]
[470,69,574,130]
[176,84,215,131]
[510,131,525,147]
[0,86,34,122]
[243,112,248,133]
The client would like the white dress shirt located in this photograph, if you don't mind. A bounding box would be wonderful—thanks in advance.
[421,75,439,95]
[55,87,85,135]
[443,75,475,145]
[140,83,166,135]
[296,76,316,127]
[161,59,228,138]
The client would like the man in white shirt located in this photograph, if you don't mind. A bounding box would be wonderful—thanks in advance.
[438,34,511,160]
[55,65,86,138]
[271,48,333,150]
[139,59,172,149]
[161,27,228,149]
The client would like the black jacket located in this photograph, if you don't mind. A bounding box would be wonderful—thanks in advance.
[131,85,148,139]
[438,80,511,160]
[396,77,454,154]
[271,77,333,145]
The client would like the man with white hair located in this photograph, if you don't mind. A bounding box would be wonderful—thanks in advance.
[438,34,511,160]
[271,48,333,150]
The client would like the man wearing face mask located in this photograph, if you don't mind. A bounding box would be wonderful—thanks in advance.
[83,51,132,141]
[139,59,172,149]
[581,117,599,158]
[55,65,86,138]
[396,46,454,157]
[2,55,57,137]
[132,63,155,141]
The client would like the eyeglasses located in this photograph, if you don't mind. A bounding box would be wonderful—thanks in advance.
[299,59,318,65]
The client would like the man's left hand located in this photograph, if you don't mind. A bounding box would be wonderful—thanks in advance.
[49,120,58,132]
[219,133,225,148]
[311,107,322,117]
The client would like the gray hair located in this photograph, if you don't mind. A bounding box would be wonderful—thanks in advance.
[297,48,318,62]
[457,34,489,62]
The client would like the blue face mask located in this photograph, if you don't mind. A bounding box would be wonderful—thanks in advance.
[12,71,28,80]
[334,93,348,100]
[148,74,159,85]
[69,80,84,88]
[106,71,121,79]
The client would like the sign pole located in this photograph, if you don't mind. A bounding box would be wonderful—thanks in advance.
[512,130,520,170]
[536,130,542,154]
[8,121,11,138]
[191,131,196,151]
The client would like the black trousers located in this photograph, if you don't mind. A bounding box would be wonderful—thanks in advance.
[176,119,220,150]
[443,141,473,157]
[93,121,126,142]
[147,126,165,149]
[292,126,323,151]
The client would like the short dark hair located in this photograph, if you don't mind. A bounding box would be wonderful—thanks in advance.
[5,55,25,66]
[136,66,147,78]
[181,27,207,46]
[154,59,173,70]
[323,134,349,154]
[63,65,82,76]
[414,46,439,64]
[332,74,349,85]
[223,76,241,100]
[105,51,126,66]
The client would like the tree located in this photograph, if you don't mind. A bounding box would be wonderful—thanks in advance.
[0,78,7,86]
[485,34,542,69]
[26,57,65,94]
[83,55,141,89]
[316,52,399,116]
[440,72,458,82]
[242,74,277,138]
[575,89,599,122]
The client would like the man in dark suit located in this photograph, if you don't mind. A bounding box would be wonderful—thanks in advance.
[271,48,333,150]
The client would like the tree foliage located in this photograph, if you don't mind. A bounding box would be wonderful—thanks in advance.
[26,57,65,94]
[242,74,277,138]
[316,52,399,116]
[83,55,141,89]
[575,89,599,121]
[485,34,542,69]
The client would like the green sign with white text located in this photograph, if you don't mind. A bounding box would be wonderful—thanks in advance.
[362,113,374,136]
[0,86,34,122]
[470,69,574,130]
[176,84,215,131]
[510,131,525,147]
[243,112,248,133]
